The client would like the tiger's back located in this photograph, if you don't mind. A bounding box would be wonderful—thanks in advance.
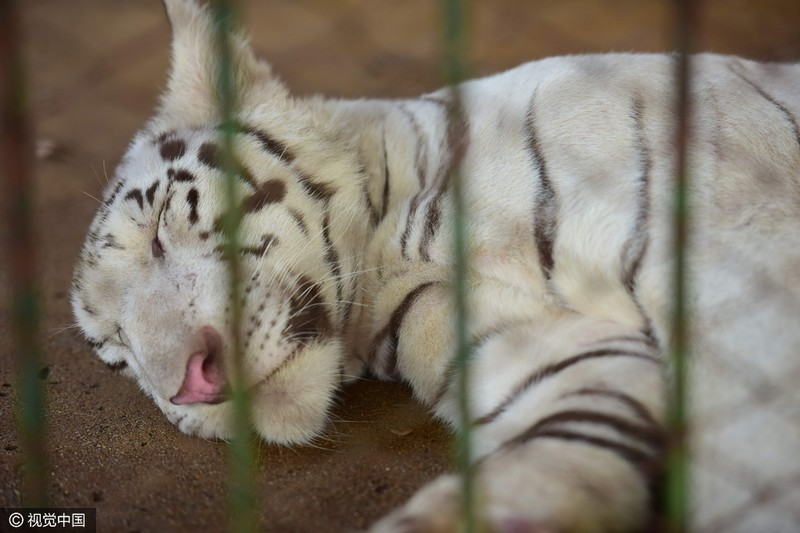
[357,52,800,530]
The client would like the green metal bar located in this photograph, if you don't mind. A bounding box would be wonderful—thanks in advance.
[442,0,478,531]
[1,0,49,508]
[667,0,696,531]
[209,2,257,532]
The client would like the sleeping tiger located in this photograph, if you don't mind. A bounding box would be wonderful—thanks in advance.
[71,0,800,531]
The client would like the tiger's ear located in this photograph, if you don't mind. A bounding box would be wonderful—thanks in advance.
[156,0,283,127]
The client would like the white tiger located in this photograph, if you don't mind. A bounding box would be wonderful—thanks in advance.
[71,0,800,531]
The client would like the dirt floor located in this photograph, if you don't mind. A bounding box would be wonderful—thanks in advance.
[2,1,799,531]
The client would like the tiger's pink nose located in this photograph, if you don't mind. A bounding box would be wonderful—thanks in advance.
[170,326,227,405]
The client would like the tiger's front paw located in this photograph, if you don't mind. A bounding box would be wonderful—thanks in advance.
[370,475,460,533]
[370,439,648,533]
[370,474,558,533]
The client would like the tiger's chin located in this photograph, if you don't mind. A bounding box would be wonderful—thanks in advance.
[158,339,344,445]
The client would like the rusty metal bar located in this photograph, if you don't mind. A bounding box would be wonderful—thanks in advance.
[666,0,696,531]
[442,0,478,530]
[0,0,49,509]
[209,1,258,531]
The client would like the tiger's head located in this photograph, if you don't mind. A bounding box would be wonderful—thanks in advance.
[71,0,370,443]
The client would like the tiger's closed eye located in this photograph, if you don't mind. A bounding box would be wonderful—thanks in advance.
[151,236,164,258]
[117,328,130,347]
[152,201,167,258]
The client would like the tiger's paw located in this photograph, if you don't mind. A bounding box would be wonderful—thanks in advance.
[370,440,648,533]
[369,475,558,533]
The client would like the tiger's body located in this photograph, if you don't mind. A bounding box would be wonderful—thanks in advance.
[72,1,800,531]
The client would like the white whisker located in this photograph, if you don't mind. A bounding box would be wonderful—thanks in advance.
[80,190,103,205]
[47,323,82,339]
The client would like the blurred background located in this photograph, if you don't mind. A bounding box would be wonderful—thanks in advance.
[2,0,798,531]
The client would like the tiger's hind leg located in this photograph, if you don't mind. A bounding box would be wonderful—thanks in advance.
[371,305,666,532]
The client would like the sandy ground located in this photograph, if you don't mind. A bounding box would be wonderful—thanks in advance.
[2,1,799,531]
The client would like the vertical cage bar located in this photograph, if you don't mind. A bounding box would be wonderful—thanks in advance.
[442,0,477,531]
[1,0,49,508]
[667,0,696,531]
[209,2,257,532]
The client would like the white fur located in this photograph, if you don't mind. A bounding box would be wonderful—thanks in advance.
[73,1,800,530]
